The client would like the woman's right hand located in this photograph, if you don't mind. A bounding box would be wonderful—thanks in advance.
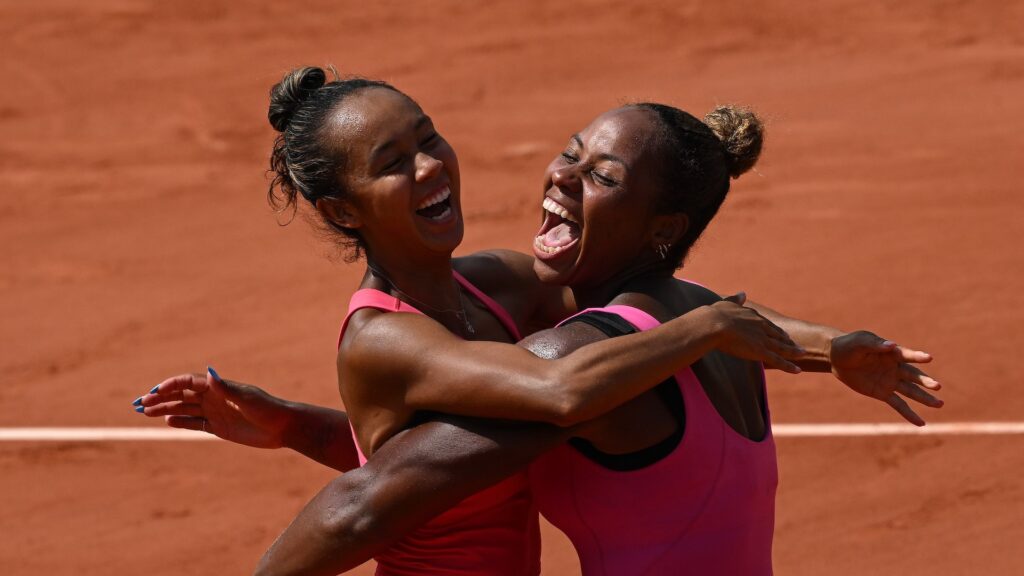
[133,368,292,449]
[703,293,805,373]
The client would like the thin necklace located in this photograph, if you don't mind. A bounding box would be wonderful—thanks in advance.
[367,265,476,338]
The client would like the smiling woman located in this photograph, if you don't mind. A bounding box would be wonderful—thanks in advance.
[137,66,941,576]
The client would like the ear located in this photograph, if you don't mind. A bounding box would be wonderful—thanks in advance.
[315,197,362,230]
[649,212,688,249]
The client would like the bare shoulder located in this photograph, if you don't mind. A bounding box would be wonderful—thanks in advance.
[455,250,572,333]
[338,308,457,379]
[517,322,608,360]
[453,250,538,294]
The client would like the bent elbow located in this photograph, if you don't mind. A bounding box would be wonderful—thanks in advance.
[546,386,595,428]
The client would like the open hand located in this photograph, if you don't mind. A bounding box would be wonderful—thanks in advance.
[133,368,292,448]
[829,331,943,426]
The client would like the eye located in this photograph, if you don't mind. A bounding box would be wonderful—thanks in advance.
[592,171,618,187]
[560,150,579,164]
[420,132,440,147]
[379,156,404,174]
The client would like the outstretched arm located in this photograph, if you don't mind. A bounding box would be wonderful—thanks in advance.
[344,297,802,436]
[136,369,360,472]
[746,301,943,425]
[255,416,570,576]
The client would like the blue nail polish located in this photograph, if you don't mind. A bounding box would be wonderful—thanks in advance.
[135,405,145,413]
[207,366,221,381]
[149,385,160,394]
[132,397,143,407]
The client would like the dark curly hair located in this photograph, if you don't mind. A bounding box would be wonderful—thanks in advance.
[629,103,764,268]
[267,66,406,261]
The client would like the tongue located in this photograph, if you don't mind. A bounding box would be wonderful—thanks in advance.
[543,222,580,247]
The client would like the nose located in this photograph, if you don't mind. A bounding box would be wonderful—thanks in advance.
[415,152,444,182]
[550,165,581,192]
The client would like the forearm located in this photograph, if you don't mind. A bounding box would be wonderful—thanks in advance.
[279,401,360,472]
[541,306,721,424]
[256,416,568,575]
[747,300,843,372]
[405,307,720,425]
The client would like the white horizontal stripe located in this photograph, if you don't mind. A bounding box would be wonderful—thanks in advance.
[0,423,1023,442]
[772,422,1024,437]
[0,427,219,441]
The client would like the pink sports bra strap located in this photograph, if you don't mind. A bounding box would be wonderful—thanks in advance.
[453,270,522,341]
[337,289,426,349]
[337,272,522,348]
[558,304,663,331]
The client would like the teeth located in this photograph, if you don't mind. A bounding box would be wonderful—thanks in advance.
[533,235,574,254]
[542,197,578,224]
[418,186,451,210]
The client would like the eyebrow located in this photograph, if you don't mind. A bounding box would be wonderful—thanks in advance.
[571,134,628,167]
[369,116,432,162]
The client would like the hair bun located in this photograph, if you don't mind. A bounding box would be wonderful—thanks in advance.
[268,67,328,132]
[703,106,764,179]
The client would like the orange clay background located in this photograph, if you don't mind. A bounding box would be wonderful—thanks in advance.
[2,1,1023,574]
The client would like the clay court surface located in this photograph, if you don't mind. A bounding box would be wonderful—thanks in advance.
[2,0,1023,574]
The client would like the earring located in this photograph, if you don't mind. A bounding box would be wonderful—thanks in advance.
[656,244,670,260]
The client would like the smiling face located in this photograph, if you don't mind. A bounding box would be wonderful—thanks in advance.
[318,87,463,260]
[533,107,675,289]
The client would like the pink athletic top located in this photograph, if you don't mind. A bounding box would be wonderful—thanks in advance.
[528,305,778,576]
[339,271,541,576]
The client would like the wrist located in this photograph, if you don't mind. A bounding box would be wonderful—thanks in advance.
[274,398,303,450]
[691,305,725,353]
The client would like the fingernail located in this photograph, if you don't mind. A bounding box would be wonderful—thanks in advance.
[882,340,897,347]
[207,366,221,381]
[132,397,143,407]
[134,406,145,414]
[149,385,160,394]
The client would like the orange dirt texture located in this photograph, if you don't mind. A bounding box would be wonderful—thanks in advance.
[2,0,1022,574]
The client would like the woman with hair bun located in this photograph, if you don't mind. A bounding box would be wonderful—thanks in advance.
[137,67,941,575]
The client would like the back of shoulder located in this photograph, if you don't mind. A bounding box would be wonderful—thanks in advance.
[675,278,722,306]
[454,250,537,295]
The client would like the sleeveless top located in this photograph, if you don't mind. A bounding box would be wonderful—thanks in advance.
[528,305,778,576]
[338,270,541,576]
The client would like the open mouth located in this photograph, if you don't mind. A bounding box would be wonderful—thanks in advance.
[533,197,581,257]
[416,186,453,221]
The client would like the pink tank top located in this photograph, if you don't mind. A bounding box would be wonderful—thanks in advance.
[339,271,540,576]
[528,305,778,576]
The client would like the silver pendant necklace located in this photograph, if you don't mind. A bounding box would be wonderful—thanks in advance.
[367,265,476,338]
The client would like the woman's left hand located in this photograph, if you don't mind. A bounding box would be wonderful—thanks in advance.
[829,331,943,426]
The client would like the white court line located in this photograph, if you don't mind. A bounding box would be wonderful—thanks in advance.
[1,423,1024,441]
[0,427,218,441]
[773,422,1024,437]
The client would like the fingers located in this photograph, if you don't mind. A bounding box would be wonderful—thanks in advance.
[165,415,208,433]
[900,364,941,390]
[141,400,204,418]
[886,394,925,426]
[151,373,210,396]
[896,381,944,408]
[723,292,747,306]
[133,373,209,413]
[767,335,805,360]
[762,351,802,374]
[759,316,791,341]
[894,345,933,364]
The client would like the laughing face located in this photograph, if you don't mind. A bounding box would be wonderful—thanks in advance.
[533,107,672,289]
[319,87,463,259]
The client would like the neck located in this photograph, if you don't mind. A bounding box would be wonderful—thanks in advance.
[364,251,461,309]
[363,250,477,337]
[570,259,676,310]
